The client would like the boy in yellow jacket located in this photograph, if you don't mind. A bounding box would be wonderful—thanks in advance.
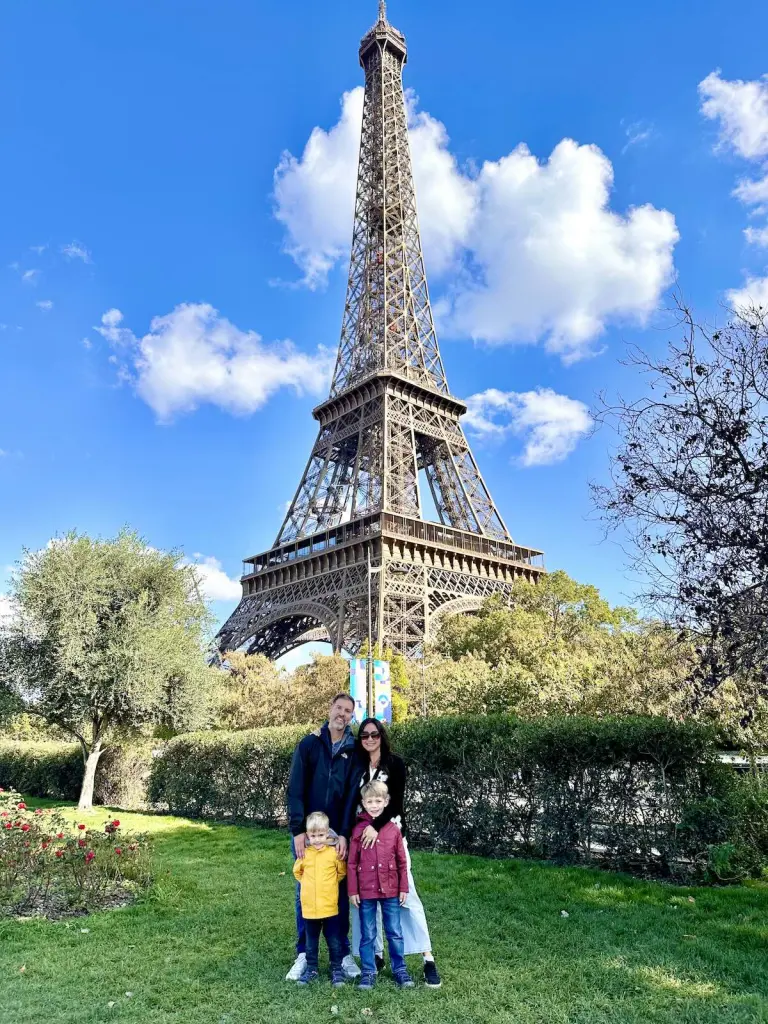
[292,811,347,986]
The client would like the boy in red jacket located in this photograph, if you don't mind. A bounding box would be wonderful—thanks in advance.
[348,780,415,990]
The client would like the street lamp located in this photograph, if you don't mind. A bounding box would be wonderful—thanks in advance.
[366,549,383,718]
[365,555,411,719]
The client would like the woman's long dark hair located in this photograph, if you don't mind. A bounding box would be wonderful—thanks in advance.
[355,717,392,766]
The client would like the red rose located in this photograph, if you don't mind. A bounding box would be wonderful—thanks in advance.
[78,838,86,848]
[41,841,49,849]
[0,811,8,817]
[21,824,30,832]
[3,823,11,830]
[55,850,64,858]
[114,847,122,855]
[56,832,64,839]
[112,819,120,827]
[77,823,86,830]
[17,802,26,810]
[85,851,95,863]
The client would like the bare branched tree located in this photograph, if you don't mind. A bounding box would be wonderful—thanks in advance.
[593,298,768,722]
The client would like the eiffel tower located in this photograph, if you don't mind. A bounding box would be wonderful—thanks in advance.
[218,1,544,661]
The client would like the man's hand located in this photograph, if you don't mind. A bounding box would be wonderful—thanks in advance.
[336,835,348,860]
[293,833,307,859]
[350,894,360,908]
[399,892,408,907]
[360,825,378,849]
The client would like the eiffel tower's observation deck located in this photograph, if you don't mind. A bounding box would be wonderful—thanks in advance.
[218,1,544,660]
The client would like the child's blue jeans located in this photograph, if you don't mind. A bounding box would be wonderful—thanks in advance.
[359,897,407,976]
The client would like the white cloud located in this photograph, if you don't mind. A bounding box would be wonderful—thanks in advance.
[29,244,47,254]
[447,140,678,362]
[273,88,363,289]
[727,274,768,311]
[699,71,768,161]
[700,71,768,250]
[0,449,7,457]
[61,242,92,263]
[273,92,678,362]
[21,269,39,284]
[464,387,592,466]
[96,303,333,421]
[36,300,53,312]
[187,556,242,602]
[621,120,654,154]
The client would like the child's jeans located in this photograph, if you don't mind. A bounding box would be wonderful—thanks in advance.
[304,916,342,973]
[359,897,407,976]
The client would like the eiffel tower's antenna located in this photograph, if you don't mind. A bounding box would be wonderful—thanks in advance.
[217,6,544,663]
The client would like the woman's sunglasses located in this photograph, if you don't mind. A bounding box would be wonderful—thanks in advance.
[360,730,381,740]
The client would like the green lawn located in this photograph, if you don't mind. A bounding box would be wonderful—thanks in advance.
[1,802,766,1024]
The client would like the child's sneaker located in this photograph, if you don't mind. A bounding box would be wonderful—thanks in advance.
[358,972,376,991]
[285,952,307,981]
[297,967,319,986]
[423,960,442,988]
[331,968,346,988]
[394,970,415,988]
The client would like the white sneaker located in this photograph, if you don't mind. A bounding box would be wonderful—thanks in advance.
[285,953,307,981]
[342,954,361,979]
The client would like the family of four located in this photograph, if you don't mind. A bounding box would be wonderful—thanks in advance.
[286,692,442,990]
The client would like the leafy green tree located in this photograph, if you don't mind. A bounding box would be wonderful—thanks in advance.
[289,652,351,723]
[214,651,289,730]
[0,531,216,809]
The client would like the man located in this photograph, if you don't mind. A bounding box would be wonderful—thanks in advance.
[285,692,361,981]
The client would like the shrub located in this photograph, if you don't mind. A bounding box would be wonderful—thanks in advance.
[0,741,159,808]
[0,787,152,917]
[148,724,309,824]
[0,743,82,800]
[3,718,766,883]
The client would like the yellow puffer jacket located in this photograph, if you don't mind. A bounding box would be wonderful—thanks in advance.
[293,845,347,919]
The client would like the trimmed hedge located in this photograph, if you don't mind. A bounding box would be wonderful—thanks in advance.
[2,717,766,881]
[0,742,82,800]
[147,725,310,825]
[0,740,158,809]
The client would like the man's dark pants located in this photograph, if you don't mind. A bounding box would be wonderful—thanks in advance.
[291,835,350,958]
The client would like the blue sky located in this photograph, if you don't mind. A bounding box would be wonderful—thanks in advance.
[2,0,768,657]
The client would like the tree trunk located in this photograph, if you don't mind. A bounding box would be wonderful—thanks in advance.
[78,743,104,811]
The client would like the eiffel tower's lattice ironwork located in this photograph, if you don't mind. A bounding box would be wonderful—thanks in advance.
[217,1,544,661]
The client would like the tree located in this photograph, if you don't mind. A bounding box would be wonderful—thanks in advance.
[214,651,290,730]
[593,300,768,721]
[424,571,766,730]
[0,531,216,808]
[289,652,351,723]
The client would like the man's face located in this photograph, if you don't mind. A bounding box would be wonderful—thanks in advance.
[329,697,354,731]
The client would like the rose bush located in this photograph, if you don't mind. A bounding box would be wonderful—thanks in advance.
[0,787,152,917]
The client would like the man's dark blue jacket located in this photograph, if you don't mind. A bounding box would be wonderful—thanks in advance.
[287,722,358,838]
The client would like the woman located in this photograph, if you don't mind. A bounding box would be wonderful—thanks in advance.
[350,718,442,988]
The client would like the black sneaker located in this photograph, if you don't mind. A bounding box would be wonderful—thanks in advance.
[423,960,442,988]
[358,972,376,991]
[331,967,346,988]
[375,954,385,974]
[394,970,415,988]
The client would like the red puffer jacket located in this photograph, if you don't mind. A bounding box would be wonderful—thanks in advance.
[347,812,409,900]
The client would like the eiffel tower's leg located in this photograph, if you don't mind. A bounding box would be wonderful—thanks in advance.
[384,401,419,517]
